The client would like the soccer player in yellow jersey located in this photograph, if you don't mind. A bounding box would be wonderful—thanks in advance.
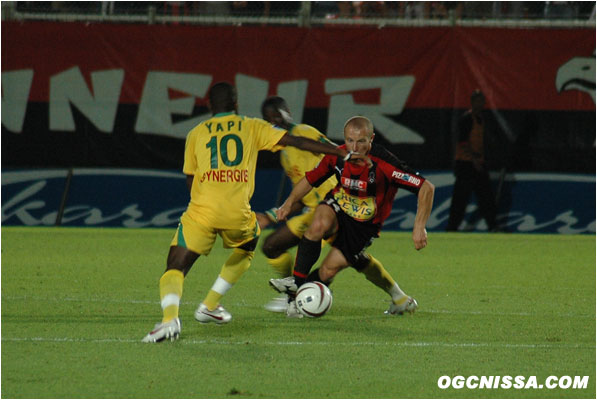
[256,97,338,312]
[257,98,418,319]
[143,82,365,342]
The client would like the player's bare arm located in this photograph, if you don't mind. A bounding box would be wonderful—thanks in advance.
[256,201,305,229]
[276,133,371,165]
[185,175,193,192]
[276,177,313,221]
[412,180,435,250]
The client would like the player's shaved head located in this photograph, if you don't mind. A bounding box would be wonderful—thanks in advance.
[261,96,292,129]
[261,96,288,118]
[208,82,237,113]
[344,116,374,138]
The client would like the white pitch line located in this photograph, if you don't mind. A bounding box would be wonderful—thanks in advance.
[2,295,594,319]
[1,336,594,349]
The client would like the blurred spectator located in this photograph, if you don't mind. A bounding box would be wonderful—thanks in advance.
[384,1,402,17]
[463,1,494,19]
[571,1,595,19]
[491,1,527,19]
[544,1,576,19]
[445,1,464,19]
[311,1,340,18]
[525,1,546,18]
[194,1,230,16]
[163,1,189,19]
[264,1,301,16]
[347,1,387,17]
[112,1,151,15]
[399,1,431,18]
[429,2,463,19]
[447,90,499,232]
[337,1,353,18]
[12,1,596,21]
[231,1,266,16]
[16,1,102,13]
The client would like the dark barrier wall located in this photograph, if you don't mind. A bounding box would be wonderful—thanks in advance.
[2,169,594,234]
[1,22,595,172]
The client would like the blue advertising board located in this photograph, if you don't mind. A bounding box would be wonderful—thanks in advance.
[2,169,594,234]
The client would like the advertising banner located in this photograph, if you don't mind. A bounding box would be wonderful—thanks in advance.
[2,22,595,172]
[2,169,594,234]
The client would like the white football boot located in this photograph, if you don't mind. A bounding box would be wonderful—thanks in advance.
[269,276,298,295]
[286,300,304,319]
[142,318,181,343]
[385,296,418,315]
[264,294,289,313]
[194,303,232,324]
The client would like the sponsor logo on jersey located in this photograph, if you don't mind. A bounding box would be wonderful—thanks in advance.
[392,171,421,186]
[334,188,376,222]
[341,176,367,191]
[200,169,249,183]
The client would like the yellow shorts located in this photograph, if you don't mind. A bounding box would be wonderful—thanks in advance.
[286,207,316,238]
[170,211,261,255]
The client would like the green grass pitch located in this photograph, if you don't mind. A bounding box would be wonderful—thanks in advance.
[1,226,595,398]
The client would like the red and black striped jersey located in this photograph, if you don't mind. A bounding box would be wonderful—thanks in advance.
[305,143,425,227]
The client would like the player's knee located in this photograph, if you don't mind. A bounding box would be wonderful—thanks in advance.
[239,237,258,252]
[166,249,194,275]
[261,235,281,259]
[233,247,255,261]
[306,219,329,240]
[319,264,339,281]
[352,253,371,272]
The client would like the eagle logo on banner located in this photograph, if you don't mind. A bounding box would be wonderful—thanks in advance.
[555,51,596,103]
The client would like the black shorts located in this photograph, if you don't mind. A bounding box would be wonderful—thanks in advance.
[322,197,380,266]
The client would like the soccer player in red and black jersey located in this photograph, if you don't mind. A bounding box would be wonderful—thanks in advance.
[270,116,435,316]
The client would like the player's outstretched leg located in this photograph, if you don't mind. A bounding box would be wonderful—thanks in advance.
[195,247,253,324]
[262,224,300,312]
[356,253,418,315]
[143,245,198,343]
[270,204,336,294]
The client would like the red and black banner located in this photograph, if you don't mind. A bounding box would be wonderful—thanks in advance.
[2,21,595,171]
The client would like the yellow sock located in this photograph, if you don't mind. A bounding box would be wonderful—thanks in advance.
[267,251,293,277]
[203,248,253,311]
[361,255,408,303]
[361,255,395,291]
[159,269,184,323]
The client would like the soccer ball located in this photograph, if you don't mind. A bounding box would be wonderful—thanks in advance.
[295,282,333,318]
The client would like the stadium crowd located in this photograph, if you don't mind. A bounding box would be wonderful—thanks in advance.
[12,1,597,20]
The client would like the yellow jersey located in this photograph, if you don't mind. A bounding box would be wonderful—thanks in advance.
[183,112,286,229]
[279,124,337,209]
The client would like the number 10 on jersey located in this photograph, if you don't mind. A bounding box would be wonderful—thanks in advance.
[206,134,243,169]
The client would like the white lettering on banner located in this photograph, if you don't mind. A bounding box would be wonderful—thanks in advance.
[1,69,34,133]
[7,68,421,144]
[49,66,124,133]
[135,72,212,138]
[325,76,423,144]
[1,180,47,225]
[1,177,185,228]
[235,74,308,123]
[2,171,594,233]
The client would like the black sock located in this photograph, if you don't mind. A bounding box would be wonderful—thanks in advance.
[306,268,332,286]
[306,268,321,282]
[293,237,321,287]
